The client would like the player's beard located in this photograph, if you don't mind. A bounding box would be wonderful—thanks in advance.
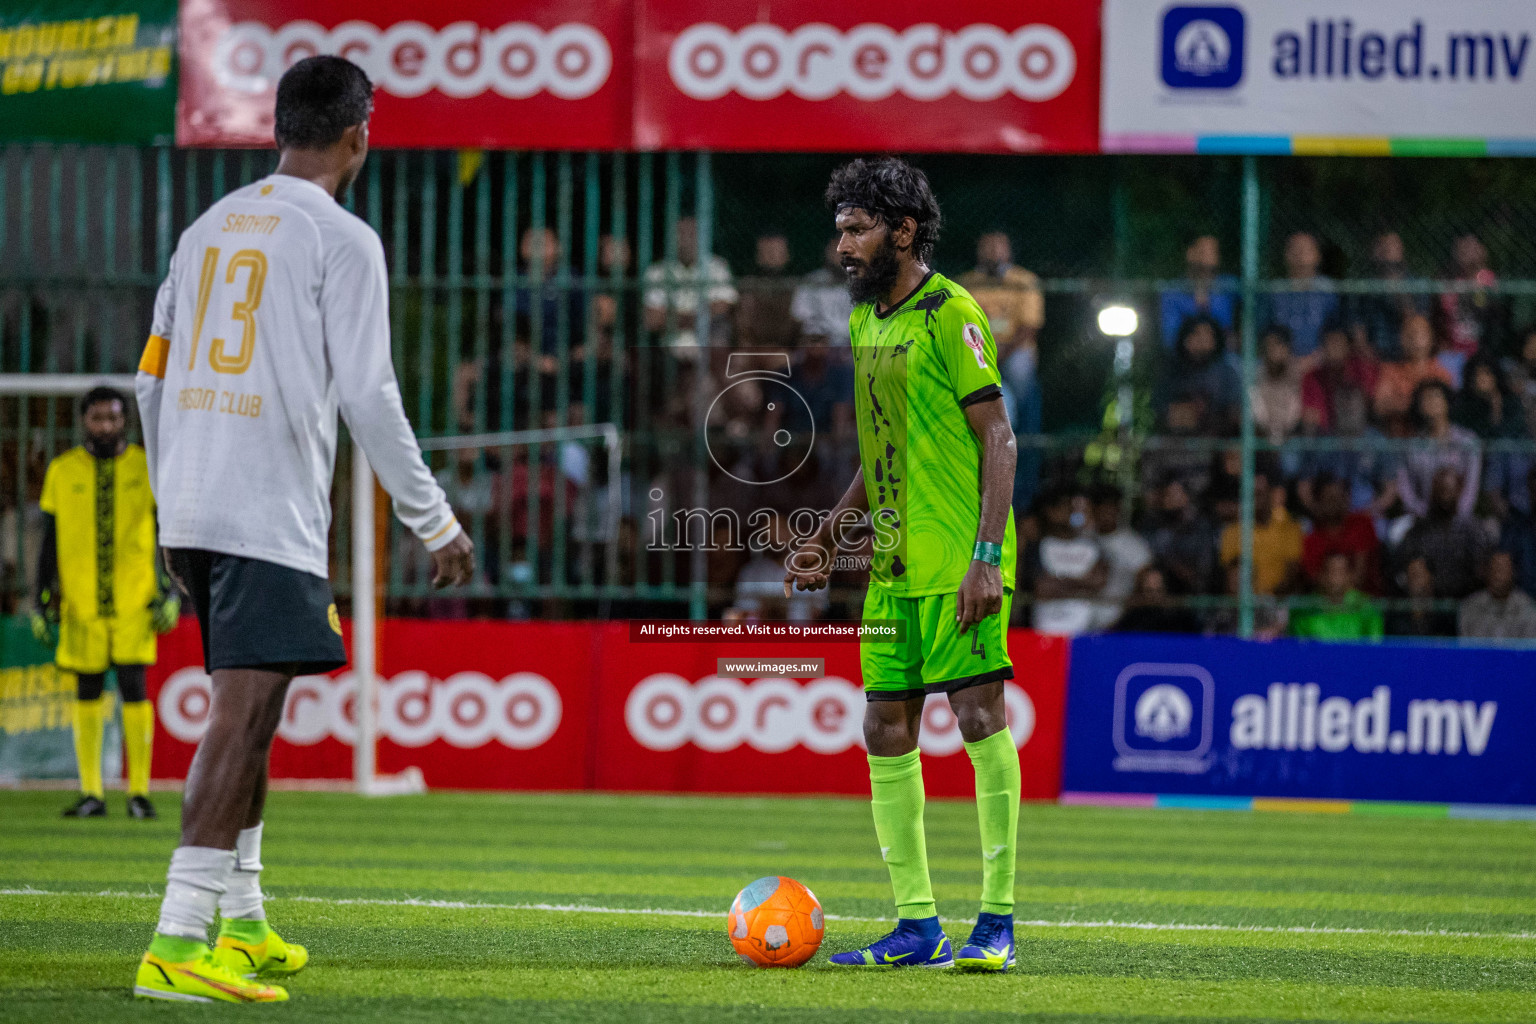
[843,235,901,306]
[84,430,123,459]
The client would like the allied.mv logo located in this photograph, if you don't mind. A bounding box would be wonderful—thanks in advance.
[1111,663,1215,774]
[1134,683,1193,743]
[1160,6,1245,90]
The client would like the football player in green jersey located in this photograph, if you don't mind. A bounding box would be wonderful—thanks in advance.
[785,158,1021,971]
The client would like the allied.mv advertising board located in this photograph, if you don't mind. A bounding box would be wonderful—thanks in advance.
[1103,0,1536,154]
[1063,634,1536,805]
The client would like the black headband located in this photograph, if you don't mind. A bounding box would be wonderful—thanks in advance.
[837,200,912,222]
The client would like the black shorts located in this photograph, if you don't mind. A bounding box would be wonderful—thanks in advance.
[166,549,348,676]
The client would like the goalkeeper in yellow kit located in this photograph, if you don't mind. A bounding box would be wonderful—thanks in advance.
[33,386,179,819]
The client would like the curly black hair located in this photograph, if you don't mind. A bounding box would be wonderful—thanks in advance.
[824,157,941,264]
[275,55,374,150]
[79,385,126,416]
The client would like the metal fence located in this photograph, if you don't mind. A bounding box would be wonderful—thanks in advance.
[4,144,1536,636]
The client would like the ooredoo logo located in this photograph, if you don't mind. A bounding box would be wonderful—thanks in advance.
[625,673,1035,757]
[158,667,562,749]
[668,22,1076,103]
[212,20,612,99]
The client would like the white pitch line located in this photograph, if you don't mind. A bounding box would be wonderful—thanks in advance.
[3,888,1533,941]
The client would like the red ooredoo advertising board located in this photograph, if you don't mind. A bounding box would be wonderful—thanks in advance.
[176,0,1100,151]
[634,0,1100,152]
[146,619,1068,799]
[176,0,632,148]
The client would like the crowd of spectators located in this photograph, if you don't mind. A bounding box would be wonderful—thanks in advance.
[1015,467,1536,641]
[1016,228,1536,640]
[440,222,1049,624]
[6,220,1536,645]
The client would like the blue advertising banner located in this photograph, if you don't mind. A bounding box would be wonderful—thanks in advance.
[1062,635,1536,805]
[1102,0,1536,155]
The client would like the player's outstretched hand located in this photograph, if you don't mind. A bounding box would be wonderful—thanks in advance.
[783,535,833,598]
[955,560,1003,635]
[431,532,476,590]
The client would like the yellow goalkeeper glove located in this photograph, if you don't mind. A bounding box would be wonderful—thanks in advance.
[30,611,58,647]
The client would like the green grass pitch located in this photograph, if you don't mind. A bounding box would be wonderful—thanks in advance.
[1,789,1533,1022]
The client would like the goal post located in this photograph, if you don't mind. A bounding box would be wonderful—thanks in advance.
[0,373,138,396]
[350,440,425,796]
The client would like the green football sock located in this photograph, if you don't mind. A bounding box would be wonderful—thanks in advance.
[965,727,1021,915]
[148,933,207,962]
[867,748,936,919]
[217,917,268,943]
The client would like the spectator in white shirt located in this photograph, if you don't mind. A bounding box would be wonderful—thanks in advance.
[790,238,854,349]
[1027,486,1106,636]
[1459,550,1536,639]
[1089,485,1153,630]
[644,216,737,356]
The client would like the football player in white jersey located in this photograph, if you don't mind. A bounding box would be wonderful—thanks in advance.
[132,55,474,1003]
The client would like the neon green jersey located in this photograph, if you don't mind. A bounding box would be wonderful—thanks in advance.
[849,270,1016,597]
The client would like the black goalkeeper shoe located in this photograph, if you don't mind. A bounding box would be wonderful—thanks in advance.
[127,795,158,820]
[62,795,107,818]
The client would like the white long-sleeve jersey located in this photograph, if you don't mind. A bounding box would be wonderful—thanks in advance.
[136,174,460,579]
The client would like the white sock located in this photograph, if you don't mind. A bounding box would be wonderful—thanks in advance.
[219,823,266,921]
[156,846,235,941]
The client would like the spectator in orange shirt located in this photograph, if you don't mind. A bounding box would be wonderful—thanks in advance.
[958,231,1045,512]
[1219,471,1304,596]
[958,231,1044,359]
[1373,313,1454,435]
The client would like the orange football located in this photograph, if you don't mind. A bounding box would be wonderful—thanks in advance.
[727,875,825,968]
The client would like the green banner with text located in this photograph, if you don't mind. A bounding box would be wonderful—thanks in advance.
[0,615,104,783]
[0,0,175,142]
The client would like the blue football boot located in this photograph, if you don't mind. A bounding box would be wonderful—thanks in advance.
[955,911,1015,972]
[827,917,953,968]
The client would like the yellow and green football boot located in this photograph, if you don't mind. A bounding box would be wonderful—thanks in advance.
[135,947,288,1003]
[214,920,309,978]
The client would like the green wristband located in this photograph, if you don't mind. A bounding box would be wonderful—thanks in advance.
[972,542,1002,566]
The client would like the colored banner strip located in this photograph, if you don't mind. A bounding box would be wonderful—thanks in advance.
[1102,133,1536,157]
[1060,792,1536,820]
[1059,791,1156,808]
[1196,135,1290,154]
